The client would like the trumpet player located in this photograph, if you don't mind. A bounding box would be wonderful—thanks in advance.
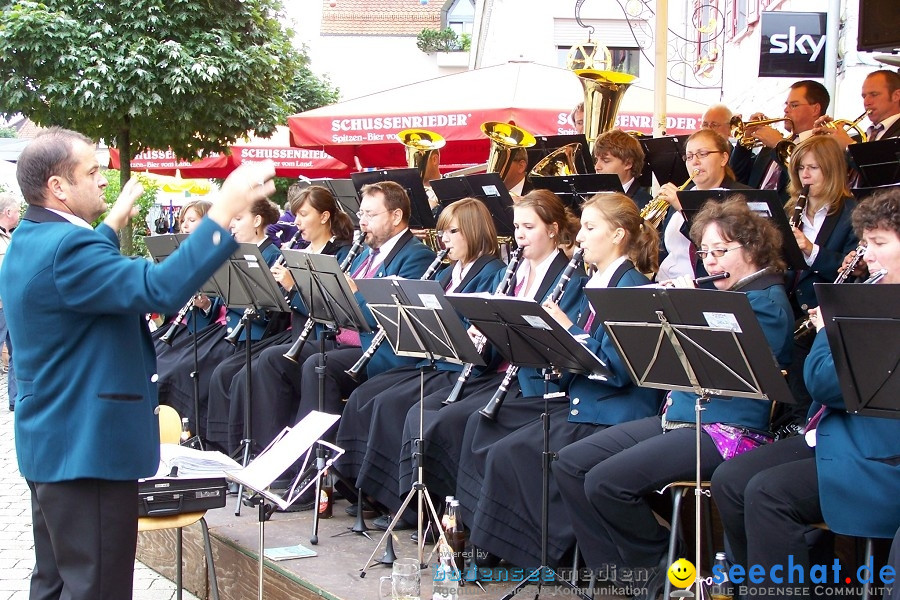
[732,80,829,197]
[813,69,900,149]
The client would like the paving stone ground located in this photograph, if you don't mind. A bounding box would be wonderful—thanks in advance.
[0,372,198,600]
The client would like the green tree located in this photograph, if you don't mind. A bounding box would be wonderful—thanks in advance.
[0,126,15,138]
[284,46,340,114]
[0,0,303,254]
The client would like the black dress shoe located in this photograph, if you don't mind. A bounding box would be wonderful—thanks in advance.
[345,503,380,519]
[472,545,501,568]
[372,514,414,531]
[409,525,438,544]
[632,556,669,600]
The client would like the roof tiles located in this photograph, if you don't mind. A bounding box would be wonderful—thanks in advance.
[321,0,443,36]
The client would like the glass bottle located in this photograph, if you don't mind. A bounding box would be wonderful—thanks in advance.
[180,418,191,444]
[318,470,334,518]
[447,499,466,572]
[432,542,459,600]
[709,552,734,600]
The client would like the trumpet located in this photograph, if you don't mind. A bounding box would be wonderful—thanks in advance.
[344,248,450,381]
[480,248,585,421]
[224,230,305,345]
[729,116,795,149]
[640,170,698,230]
[793,244,869,339]
[822,110,870,142]
[282,232,365,363]
[442,248,523,405]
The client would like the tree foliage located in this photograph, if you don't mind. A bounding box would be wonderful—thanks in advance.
[416,27,469,53]
[0,0,306,253]
[284,47,340,114]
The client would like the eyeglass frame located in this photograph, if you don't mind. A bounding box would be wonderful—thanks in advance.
[696,245,744,260]
[355,209,394,221]
[683,150,725,162]
[437,227,460,238]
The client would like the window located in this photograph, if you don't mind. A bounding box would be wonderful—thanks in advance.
[726,0,761,39]
[444,0,475,36]
[557,46,640,77]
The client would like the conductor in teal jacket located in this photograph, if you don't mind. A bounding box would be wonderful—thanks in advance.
[0,127,276,600]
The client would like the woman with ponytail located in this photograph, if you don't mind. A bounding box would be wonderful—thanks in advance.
[464,192,664,570]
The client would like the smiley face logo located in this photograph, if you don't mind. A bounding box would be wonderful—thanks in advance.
[667,558,696,589]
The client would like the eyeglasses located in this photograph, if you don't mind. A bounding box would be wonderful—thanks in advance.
[356,209,388,221]
[437,228,460,237]
[784,102,810,110]
[683,150,725,161]
[696,245,743,260]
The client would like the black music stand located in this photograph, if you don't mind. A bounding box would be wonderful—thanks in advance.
[220,244,292,516]
[297,178,361,226]
[430,173,515,238]
[447,294,610,600]
[639,135,691,188]
[280,250,372,543]
[528,134,596,174]
[351,167,436,229]
[678,189,808,272]
[586,286,794,597]
[146,234,219,450]
[852,182,900,202]
[847,138,900,187]
[225,411,342,600]
[815,282,900,419]
[530,173,624,214]
[355,278,483,577]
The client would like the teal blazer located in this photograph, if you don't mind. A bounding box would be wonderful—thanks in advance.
[0,207,237,482]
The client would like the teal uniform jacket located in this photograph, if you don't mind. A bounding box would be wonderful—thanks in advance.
[0,207,237,482]
[805,329,900,538]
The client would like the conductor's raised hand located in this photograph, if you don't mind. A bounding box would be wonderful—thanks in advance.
[207,160,276,229]
[103,177,144,232]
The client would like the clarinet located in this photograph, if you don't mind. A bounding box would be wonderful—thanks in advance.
[480,248,585,420]
[442,248,523,405]
[282,231,364,363]
[224,230,305,345]
[158,295,199,345]
[793,246,880,339]
[790,185,810,229]
[344,249,449,382]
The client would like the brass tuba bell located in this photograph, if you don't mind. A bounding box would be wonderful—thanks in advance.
[397,128,446,180]
[482,121,537,179]
[530,143,581,177]
[574,69,637,153]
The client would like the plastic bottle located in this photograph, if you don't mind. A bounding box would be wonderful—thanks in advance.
[432,542,459,600]
[709,552,734,600]
[318,470,334,518]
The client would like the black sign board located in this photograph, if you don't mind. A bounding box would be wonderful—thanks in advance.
[759,12,827,78]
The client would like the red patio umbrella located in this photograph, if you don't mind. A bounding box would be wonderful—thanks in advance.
[109,127,352,179]
[287,62,709,170]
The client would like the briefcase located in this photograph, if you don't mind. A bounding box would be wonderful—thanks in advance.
[138,477,227,517]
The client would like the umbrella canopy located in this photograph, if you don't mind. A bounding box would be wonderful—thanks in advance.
[288,62,708,170]
[109,127,351,179]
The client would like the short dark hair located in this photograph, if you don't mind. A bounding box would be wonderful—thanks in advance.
[866,69,900,96]
[689,196,785,272]
[359,181,411,224]
[792,80,830,115]
[592,130,645,179]
[852,187,900,239]
[16,127,94,206]
[251,198,281,228]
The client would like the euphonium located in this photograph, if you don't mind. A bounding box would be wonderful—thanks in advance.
[640,169,698,230]
[282,231,364,363]
[443,122,537,178]
[397,128,446,181]
[344,249,450,381]
[479,248,585,421]
[530,143,582,177]
[442,248,523,405]
[574,69,636,153]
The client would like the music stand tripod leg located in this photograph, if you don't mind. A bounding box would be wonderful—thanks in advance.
[360,367,450,577]
[233,310,257,517]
